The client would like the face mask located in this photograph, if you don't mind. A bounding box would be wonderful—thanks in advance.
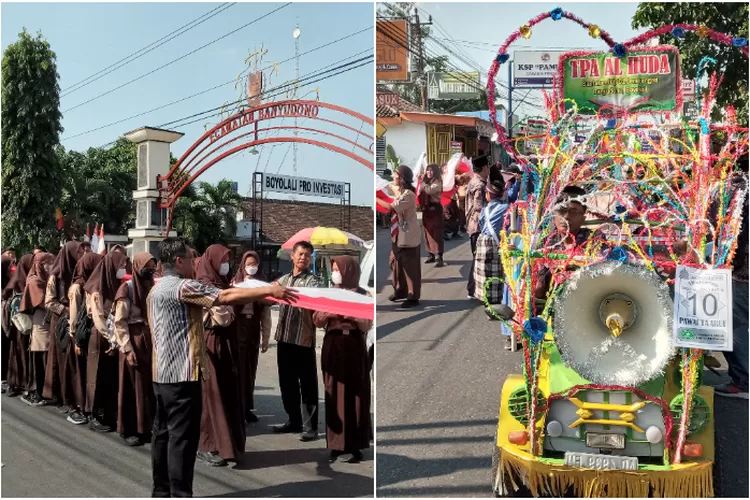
[219,263,230,276]
[331,271,343,286]
[116,268,127,279]
[245,266,258,276]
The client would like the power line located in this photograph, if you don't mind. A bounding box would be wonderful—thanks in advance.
[62,30,372,141]
[97,55,371,148]
[63,3,292,114]
[61,3,235,97]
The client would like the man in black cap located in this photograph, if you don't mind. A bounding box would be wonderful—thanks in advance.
[465,155,490,299]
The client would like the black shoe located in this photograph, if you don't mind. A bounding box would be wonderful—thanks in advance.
[329,450,342,463]
[425,255,436,264]
[388,294,404,302]
[273,422,303,433]
[346,451,363,463]
[67,411,88,425]
[435,257,445,268]
[197,451,227,467]
[122,435,142,446]
[1,381,8,394]
[42,396,59,407]
[6,387,21,398]
[57,405,73,414]
[444,234,452,241]
[401,299,419,309]
[245,410,259,423]
[90,418,112,433]
[22,392,45,407]
[300,430,319,442]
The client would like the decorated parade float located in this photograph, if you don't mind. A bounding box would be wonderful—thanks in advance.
[484,9,748,497]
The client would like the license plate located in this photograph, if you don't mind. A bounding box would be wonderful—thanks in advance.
[564,452,638,471]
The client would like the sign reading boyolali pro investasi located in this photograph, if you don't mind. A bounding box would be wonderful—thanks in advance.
[262,173,345,200]
[673,265,733,351]
[560,46,680,114]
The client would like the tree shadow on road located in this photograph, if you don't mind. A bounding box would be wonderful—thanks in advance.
[375,452,489,491]
[375,299,479,341]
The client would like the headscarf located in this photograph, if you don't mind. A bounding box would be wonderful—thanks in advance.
[196,244,231,289]
[110,244,126,254]
[51,241,82,290]
[425,163,443,183]
[332,255,361,291]
[2,254,33,300]
[115,252,155,315]
[84,252,131,304]
[233,251,266,283]
[73,253,105,287]
[397,165,416,193]
[19,252,55,312]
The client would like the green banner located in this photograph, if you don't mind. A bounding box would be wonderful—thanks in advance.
[561,47,679,114]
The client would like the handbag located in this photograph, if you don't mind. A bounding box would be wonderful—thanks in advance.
[74,302,93,350]
[9,294,32,336]
[55,313,70,351]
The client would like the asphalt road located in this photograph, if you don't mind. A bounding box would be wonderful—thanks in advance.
[2,324,373,498]
[374,224,748,498]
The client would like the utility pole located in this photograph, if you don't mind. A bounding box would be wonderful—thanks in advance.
[413,7,430,111]
[292,22,301,200]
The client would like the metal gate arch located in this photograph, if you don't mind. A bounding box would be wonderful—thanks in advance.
[159,99,374,234]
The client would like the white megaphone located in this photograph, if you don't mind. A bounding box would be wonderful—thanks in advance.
[552,261,675,387]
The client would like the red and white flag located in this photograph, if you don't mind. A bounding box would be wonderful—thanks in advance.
[90,224,99,252]
[235,279,374,320]
[97,224,106,254]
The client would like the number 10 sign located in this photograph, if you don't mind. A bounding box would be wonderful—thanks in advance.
[673,265,733,351]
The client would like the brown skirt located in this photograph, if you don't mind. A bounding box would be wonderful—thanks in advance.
[321,330,371,452]
[42,313,62,402]
[235,313,262,413]
[85,328,119,422]
[199,325,245,461]
[391,244,422,300]
[422,203,445,254]
[117,324,155,436]
[6,326,29,390]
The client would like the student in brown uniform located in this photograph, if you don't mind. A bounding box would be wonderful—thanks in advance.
[196,244,245,467]
[2,254,33,397]
[231,250,272,423]
[19,252,56,406]
[113,252,157,446]
[83,251,132,432]
[418,164,446,267]
[1,254,12,391]
[42,241,85,412]
[66,252,104,425]
[313,256,373,464]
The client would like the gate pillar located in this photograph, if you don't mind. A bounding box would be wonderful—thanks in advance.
[125,127,184,257]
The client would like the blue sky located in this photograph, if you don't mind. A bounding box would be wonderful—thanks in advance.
[1,1,375,206]
[413,2,643,117]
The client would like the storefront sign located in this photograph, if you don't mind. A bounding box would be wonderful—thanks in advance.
[681,79,695,96]
[377,93,400,107]
[376,20,409,81]
[513,50,565,87]
[683,101,699,121]
[262,173,345,200]
[209,102,320,144]
[449,141,463,154]
[427,72,482,100]
[673,265,733,350]
[560,46,680,114]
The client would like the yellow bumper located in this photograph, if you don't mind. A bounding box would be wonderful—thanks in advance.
[498,445,714,498]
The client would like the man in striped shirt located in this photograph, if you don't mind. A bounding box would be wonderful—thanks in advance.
[148,238,295,498]
[272,240,322,441]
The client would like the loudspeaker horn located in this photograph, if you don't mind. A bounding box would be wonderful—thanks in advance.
[552,261,675,387]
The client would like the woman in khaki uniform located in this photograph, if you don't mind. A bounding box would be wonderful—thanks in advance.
[19,252,55,406]
[377,165,422,308]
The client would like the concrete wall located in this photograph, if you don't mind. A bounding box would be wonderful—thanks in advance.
[383,121,426,170]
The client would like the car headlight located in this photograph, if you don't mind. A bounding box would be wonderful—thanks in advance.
[645,426,663,444]
[546,420,563,437]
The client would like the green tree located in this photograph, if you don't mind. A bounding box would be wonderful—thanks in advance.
[1,29,64,253]
[632,2,749,124]
[171,179,242,252]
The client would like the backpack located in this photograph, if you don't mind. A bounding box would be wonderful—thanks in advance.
[9,294,32,336]
[104,281,133,352]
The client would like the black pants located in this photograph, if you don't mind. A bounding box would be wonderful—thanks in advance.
[152,381,202,498]
[467,233,480,296]
[277,341,318,432]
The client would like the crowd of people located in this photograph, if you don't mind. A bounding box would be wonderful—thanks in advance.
[1,237,373,497]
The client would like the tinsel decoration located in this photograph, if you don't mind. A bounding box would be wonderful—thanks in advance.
[733,37,748,47]
[519,25,532,39]
[672,26,686,38]
[612,43,627,57]
[550,7,563,21]
[588,24,601,39]
[696,25,711,38]
[496,53,510,65]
